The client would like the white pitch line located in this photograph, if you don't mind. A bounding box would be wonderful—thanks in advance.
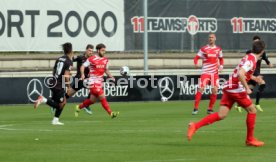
[125,158,197,162]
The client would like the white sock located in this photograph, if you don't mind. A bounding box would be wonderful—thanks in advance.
[53,117,59,122]
[42,96,47,103]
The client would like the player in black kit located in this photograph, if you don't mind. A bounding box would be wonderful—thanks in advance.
[65,44,94,114]
[34,42,74,125]
[235,36,273,112]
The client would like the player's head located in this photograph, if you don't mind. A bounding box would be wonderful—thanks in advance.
[253,35,261,42]
[208,33,216,45]
[85,44,94,58]
[96,43,106,57]
[252,40,265,56]
[62,42,73,55]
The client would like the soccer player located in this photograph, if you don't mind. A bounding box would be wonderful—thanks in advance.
[235,36,273,112]
[193,33,224,115]
[65,44,94,114]
[187,40,266,147]
[34,42,74,125]
[75,43,119,118]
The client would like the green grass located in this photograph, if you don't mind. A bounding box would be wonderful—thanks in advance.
[0,99,276,162]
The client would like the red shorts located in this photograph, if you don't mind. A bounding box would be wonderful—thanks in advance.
[89,84,104,97]
[220,89,252,109]
[199,73,219,88]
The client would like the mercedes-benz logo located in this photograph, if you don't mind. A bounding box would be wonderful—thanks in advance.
[158,77,174,99]
[27,79,43,102]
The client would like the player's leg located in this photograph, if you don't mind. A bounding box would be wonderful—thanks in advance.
[98,91,119,118]
[235,91,264,146]
[187,90,233,141]
[255,79,265,112]
[68,79,93,114]
[83,93,93,114]
[208,74,219,114]
[51,89,67,125]
[243,104,264,146]
[75,92,96,117]
[193,74,208,114]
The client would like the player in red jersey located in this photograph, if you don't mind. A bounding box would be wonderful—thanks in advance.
[193,33,224,115]
[187,41,266,147]
[74,43,119,118]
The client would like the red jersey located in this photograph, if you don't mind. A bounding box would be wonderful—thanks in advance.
[194,45,223,74]
[83,55,108,84]
[223,53,257,93]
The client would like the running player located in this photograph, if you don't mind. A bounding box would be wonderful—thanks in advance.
[193,33,224,115]
[34,42,73,125]
[65,44,94,114]
[75,43,119,118]
[235,36,273,112]
[187,40,266,147]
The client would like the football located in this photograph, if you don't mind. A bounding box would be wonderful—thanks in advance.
[120,66,130,76]
[161,96,168,102]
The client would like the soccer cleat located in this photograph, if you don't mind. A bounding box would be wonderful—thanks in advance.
[75,105,81,117]
[110,112,119,119]
[207,109,214,114]
[192,109,198,115]
[255,105,263,112]
[83,107,93,115]
[235,105,242,113]
[246,138,264,147]
[34,96,44,109]
[187,122,196,141]
[51,120,64,125]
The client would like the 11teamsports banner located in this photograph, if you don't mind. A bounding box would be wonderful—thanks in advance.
[0,0,124,51]
[1,75,276,104]
[1,0,276,51]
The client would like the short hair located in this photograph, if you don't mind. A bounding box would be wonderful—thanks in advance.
[96,43,106,51]
[253,35,261,41]
[62,42,72,55]
[86,44,94,50]
[252,40,265,54]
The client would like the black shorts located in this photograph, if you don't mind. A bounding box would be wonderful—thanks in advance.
[248,79,257,87]
[50,86,66,103]
[71,79,85,91]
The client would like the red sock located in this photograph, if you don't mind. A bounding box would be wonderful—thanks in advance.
[246,113,256,141]
[208,94,217,110]
[195,112,221,129]
[194,91,202,109]
[79,99,93,109]
[100,98,112,115]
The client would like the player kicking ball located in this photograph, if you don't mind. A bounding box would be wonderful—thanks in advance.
[75,43,119,118]
[187,41,266,147]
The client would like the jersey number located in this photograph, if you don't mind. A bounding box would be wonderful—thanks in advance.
[55,62,64,78]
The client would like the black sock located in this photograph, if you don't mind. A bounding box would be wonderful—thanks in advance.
[256,91,261,105]
[55,108,64,118]
[46,99,60,109]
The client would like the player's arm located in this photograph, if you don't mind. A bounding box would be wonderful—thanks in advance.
[238,68,251,94]
[194,49,203,68]
[262,52,273,67]
[105,65,115,82]
[238,61,253,94]
[81,60,90,80]
[64,70,71,88]
[219,50,224,71]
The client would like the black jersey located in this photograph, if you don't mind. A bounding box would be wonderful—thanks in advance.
[73,53,89,79]
[246,50,270,76]
[53,55,73,87]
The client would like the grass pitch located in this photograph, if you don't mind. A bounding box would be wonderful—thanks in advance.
[0,99,275,162]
